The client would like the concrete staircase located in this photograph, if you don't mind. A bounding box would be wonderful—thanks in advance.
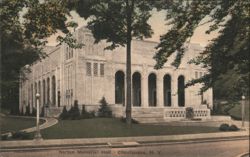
[132,108,165,123]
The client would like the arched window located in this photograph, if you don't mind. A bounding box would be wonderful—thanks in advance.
[132,72,141,106]
[164,74,171,106]
[178,75,185,107]
[47,77,50,105]
[42,79,46,105]
[52,76,56,106]
[115,71,125,105]
[148,73,157,106]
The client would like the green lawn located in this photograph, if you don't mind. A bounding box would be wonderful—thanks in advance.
[0,116,44,134]
[228,101,250,121]
[40,118,219,139]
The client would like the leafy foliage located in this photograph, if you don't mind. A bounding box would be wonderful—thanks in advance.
[154,0,250,100]
[185,107,194,119]
[68,100,81,120]
[0,0,83,111]
[219,123,230,131]
[219,123,239,131]
[25,105,31,116]
[11,131,31,140]
[59,106,69,120]
[81,105,95,119]
[98,97,112,117]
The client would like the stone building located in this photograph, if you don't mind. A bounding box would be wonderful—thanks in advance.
[19,27,213,122]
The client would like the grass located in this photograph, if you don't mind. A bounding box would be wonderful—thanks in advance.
[40,118,220,139]
[228,100,249,121]
[0,116,45,134]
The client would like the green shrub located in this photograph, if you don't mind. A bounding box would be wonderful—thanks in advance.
[98,97,112,117]
[59,106,69,120]
[81,105,95,119]
[229,124,239,131]
[19,107,24,116]
[31,107,37,117]
[11,131,31,140]
[219,123,230,131]
[68,100,81,120]
[1,134,9,140]
[186,107,194,119]
[40,106,45,117]
[25,105,31,116]
[10,107,19,115]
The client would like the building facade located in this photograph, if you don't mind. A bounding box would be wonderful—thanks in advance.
[19,27,213,122]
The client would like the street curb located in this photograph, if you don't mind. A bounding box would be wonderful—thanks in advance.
[0,130,249,149]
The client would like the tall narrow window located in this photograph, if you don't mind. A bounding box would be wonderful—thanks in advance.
[148,73,157,107]
[86,62,91,76]
[115,71,125,105]
[178,75,185,107]
[132,72,141,106]
[164,74,171,106]
[94,63,98,76]
[100,63,104,76]
[195,71,198,79]
[200,72,203,78]
[52,76,56,106]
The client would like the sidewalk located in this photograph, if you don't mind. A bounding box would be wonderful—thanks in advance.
[1,116,58,136]
[0,129,249,149]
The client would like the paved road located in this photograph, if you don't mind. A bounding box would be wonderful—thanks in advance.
[1,139,249,157]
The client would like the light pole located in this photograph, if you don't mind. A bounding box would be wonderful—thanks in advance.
[34,93,42,140]
[241,95,245,129]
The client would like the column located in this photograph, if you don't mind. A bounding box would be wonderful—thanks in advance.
[142,72,148,107]
[172,75,178,107]
[157,73,164,107]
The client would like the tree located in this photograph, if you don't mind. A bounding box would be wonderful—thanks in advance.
[154,0,249,100]
[0,0,82,111]
[73,0,155,124]
[98,97,112,117]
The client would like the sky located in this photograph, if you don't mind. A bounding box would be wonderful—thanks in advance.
[47,9,219,47]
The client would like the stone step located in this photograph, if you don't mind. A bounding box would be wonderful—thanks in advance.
[132,114,163,118]
[134,117,166,123]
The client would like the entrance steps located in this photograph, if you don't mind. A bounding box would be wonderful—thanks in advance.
[134,117,166,123]
[131,107,165,123]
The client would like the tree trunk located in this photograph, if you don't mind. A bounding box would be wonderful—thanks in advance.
[125,0,134,125]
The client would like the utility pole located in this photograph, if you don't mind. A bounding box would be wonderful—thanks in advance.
[34,93,42,140]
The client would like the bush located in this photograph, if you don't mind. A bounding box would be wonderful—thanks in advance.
[186,107,194,119]
[40,106,45,117]
[229,124,239,131]
[68,100,81,120]
[19,107,24,116]
[31,107,37,117]
[98,97,112,117]
[25,105,31,116]
[1,134,9,140]
[11,131,31,140]
[59,106,69,120]
[219,123,230,131]
[81,105,95,119]
[10,107,19,115]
